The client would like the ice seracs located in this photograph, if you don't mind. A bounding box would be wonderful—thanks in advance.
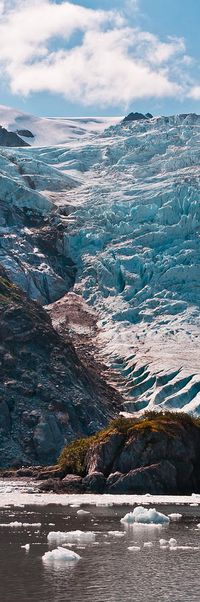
[121,506,170,525]
[1,110,200,416]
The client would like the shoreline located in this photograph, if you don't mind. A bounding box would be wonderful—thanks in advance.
[1,479,200,508]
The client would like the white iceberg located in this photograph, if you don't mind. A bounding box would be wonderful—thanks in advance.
[21,544,30,551]
[143,542,153,548]
[77,510,90,515]
[47,530,95,544]
[160,538,177,548]
[128,546,141,551]
[121,506,169,525]
[42,547,80,563]
[168,513,182,521]
[108,531,125,537]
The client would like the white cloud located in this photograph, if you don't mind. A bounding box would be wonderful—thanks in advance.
[188,86,200,100]
[0,0,194,107]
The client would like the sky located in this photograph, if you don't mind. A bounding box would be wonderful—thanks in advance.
[0,0,200,117]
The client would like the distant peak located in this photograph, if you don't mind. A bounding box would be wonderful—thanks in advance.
[122,112,153,124]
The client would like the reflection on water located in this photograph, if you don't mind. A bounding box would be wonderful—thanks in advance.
[0,504,200,602]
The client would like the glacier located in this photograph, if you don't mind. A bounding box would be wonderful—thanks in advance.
[1,111,200,414]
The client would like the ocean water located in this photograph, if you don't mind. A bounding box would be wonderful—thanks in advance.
[0,503,200,602]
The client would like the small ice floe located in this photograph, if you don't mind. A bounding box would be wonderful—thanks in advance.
[22,523,41,528]
[70,504,80,508]
[159,538,169,547]
[108,531,125,537]
[42,547,80,563]
[47,530,95,544]
[128,546,141,552]
[21,544,30,551]
[0,521,23,527]
[168,513,182,521]
[143,542,153,548]
[49,523,55,526]
[190,503,199,507]
[160,538,177,549]
[121,506,169,526]
[0,521,41,528]
[160,538,199,551]
[77,510,90,516]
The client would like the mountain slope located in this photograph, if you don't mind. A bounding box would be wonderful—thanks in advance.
[0,104,120,146]
[0,267,122,467]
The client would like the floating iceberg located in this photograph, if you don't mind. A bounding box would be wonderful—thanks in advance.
[47,530,95,544]
[121,506,169,525]
[42,547,81,563]
[0,521,41,528]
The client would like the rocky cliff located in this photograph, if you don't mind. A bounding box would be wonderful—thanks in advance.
[0,267,122,468]
[38,413,200,494]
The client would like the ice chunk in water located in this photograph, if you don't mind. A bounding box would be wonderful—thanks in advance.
[47,530,95,544]
[42,547,80,563]
[121,506,169,525]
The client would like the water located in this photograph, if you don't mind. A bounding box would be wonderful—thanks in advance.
[0,503,200,602]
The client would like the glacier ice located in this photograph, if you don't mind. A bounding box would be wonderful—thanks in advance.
[1,112,200,412]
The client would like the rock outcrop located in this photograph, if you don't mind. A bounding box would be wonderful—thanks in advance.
[51,413,200,494]
[16,129,34,139]
[122,112,153,123]
[0,125,29,147]
[0,267,122,467]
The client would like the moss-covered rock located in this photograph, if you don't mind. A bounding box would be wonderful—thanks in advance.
[57,412,200,494]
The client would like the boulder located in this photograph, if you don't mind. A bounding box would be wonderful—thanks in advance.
[62,474,83,492]
[82,471,106,493]
[16,468,38,478]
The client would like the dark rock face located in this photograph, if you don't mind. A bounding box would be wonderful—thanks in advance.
[0,267,121,468]
[83,471,105,493]
[16,129,34,138]
[57,416,200,494]
[112,428,197,490]
[85,433,124,476]
[122,112,153,124]
[106,461,177,494]
[0,126,29,147]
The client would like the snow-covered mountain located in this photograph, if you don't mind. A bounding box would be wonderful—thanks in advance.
[0,104,120,146]
[1,108,200,416]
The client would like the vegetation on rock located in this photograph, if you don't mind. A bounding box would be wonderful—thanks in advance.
[58,411,200,477]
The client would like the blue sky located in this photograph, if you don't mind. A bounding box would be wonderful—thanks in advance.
[0,0,200,117]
